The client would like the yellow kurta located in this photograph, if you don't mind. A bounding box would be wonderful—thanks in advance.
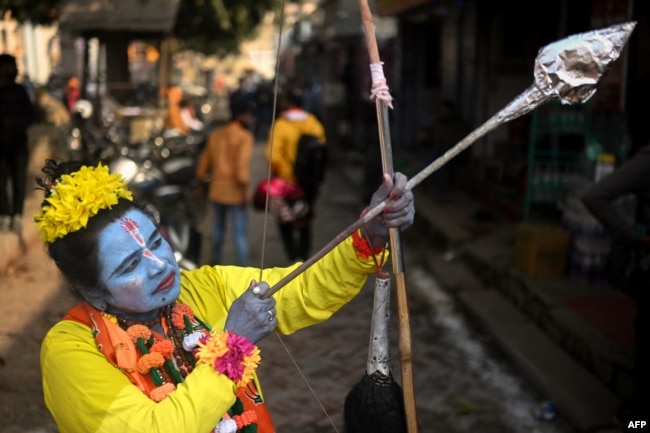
[41,236,385,433]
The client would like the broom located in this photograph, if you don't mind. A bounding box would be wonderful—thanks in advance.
[343,1,417,431]
[261,22,636,297]
[344,275,407,433]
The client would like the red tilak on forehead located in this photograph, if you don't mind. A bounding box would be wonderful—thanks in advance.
[120,217,145,246]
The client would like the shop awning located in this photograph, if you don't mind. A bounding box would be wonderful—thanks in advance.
[58,0,180,34]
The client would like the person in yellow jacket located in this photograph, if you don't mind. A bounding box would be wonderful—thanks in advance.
[196,99,255,266]
[35,158,414,433]
[265,86,326,262]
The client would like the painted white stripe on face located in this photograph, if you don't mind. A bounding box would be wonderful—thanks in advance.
[120,217,164,266]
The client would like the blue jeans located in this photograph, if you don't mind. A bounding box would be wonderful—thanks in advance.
[211,203,249,266]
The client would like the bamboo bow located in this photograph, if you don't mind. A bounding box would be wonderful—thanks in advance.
[356,1,418,431]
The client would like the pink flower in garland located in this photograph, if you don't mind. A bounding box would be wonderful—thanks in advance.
[227,333,256,356]
[196,330,261,387]
[215,350,245,379]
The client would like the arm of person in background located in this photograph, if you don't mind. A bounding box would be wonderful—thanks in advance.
[237,129,254,204]
[582,146,650,245]
[195,132,214,182]
[264,119,293,180]
[18,84,36,127]
[166,105,190,135]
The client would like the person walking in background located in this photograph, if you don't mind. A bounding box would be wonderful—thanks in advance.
[265,86,326,263]
[229,77,254,117]
[303,76,323,122]
[253,81,273,141]
[63,76,81,113]
[196,99,255,266]
[164,86,191,135]
[179,98,204,134]
[581,144,650,425]
[0,53,35,233]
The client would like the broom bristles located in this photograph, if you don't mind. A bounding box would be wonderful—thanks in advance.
[343,371,407,433]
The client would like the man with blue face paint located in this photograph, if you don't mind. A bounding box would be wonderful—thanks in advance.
[92,211,181,316]
[35,158,415,433]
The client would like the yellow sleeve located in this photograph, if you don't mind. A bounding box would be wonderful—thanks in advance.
[180,234,387,335]
[41,321,237,433]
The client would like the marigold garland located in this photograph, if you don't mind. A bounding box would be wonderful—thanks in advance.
[196,330,261,387]
[34,164,133,243]
[171,304,194,329]
[214,410,258,433]
[150,340,174,358]
[137,352,165,374]
[150,383,176,402]
[233,410,258,429]
[114,302,262,432]
[127,325,152,343]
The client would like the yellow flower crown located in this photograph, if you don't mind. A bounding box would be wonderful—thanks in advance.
[34,164,133,243]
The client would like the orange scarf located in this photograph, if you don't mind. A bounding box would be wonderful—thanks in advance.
[64,302,275,433]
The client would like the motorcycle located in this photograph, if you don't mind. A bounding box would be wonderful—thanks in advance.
[108,133,204,270]
[66,99,122,164]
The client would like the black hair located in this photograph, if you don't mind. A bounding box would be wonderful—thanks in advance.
[230,98,255,120]
[0,53,16,65]
[36,159,155,302]
[0,53,17,82]
[283,86,305,108]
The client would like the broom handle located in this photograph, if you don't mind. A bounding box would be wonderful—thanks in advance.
[262,22,631,298]
[358,2,418,432]
[263,83,546,298]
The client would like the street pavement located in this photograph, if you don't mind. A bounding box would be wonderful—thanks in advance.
[0,128,632,432]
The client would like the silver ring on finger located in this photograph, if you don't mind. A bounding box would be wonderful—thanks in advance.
[267,310,274,322]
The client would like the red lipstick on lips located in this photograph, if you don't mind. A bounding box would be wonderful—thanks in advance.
[153,272,175,294]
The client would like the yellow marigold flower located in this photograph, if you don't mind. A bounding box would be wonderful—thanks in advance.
[34,164,133,243]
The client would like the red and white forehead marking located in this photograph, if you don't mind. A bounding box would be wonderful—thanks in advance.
[120,217,164,266]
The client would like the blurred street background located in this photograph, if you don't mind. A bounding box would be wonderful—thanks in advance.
[1,0,648,432]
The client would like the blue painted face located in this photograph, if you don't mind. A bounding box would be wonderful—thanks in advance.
[95,209,181,318]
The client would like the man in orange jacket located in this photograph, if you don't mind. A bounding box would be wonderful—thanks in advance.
[196,99,255,266]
